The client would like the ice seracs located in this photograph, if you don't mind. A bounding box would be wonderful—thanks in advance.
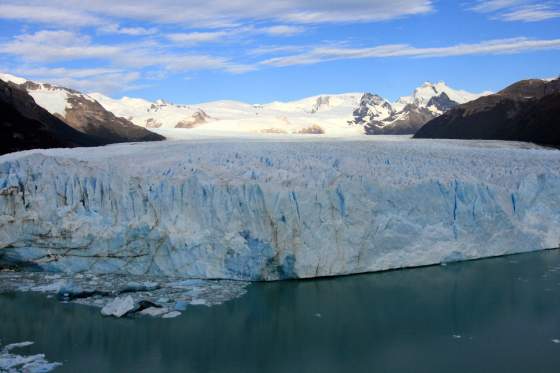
[1,137,559,281]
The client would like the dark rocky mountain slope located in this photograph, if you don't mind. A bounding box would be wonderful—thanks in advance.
[0,80,103,155]
[414,78,560,147]
[1,74,164,145]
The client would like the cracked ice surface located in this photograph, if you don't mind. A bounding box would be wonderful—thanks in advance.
[1,137,560,280]
[0,271,249,317]
[0,341,62,372]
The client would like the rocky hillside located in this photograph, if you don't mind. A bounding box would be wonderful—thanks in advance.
[414,78,560,147]
[0,80,103,155]
[0,73,164,144]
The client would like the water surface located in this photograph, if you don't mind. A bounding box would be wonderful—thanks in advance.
[2,250,560,372]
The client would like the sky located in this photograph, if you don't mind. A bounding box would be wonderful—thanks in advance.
[0,0,559,103]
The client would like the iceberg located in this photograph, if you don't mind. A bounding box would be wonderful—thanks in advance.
[101,296,135,317]
[1,137,559,280]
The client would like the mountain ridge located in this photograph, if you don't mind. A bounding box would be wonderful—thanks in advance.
[0,79,105,155]
[90,81,488,136]
[414,77,560,147]
[0,73,164,143]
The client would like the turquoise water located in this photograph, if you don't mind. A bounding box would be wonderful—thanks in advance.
[2,250,560,372]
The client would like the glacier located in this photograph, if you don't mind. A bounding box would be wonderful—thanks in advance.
[1,136,559,280]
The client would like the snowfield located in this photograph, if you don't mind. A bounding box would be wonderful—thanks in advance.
[1,137,559,280]
[89,82,488,136]
[90,92,367,136]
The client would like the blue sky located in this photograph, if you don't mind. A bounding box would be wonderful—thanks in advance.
[0,0,559,103]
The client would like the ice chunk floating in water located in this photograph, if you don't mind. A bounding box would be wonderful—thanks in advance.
[101,296,135,317]
[0,137,559,280]
[0,341,62,372]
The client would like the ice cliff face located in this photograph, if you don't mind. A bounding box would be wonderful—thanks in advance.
[1,138,559,280]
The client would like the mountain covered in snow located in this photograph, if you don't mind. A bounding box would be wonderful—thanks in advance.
[355,82,488,135]
[415,77,560,146]
[89,92,367,136]
[0,73,164,144]
[0,79,103,155]
[91,82,488,136]
[1,72,487,138]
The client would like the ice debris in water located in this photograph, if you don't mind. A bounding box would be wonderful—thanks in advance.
[0,341,62,372]
[140,307,169,317]
[162,311,181,319]
[174,301,188,311]
[0,270,248,319]
[101,296,135,318]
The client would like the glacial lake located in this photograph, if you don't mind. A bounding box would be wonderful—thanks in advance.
[2,249,560,373]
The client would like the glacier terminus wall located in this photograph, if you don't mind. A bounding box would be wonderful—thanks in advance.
[1,137,559,280]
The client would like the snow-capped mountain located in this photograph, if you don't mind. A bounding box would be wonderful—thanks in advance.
[92,82,487,137]
[0,73,163,143]
[415,77,560,146]
[355,82,490,135]
[1,72,488,138]
[0,78,104,155]
[90,92,366,136]
[394,81,484,111]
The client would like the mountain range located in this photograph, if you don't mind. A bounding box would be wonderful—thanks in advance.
[2,72,488,139]
[90,81,487,136]
[415,77,560,147]
[2,72,557,153]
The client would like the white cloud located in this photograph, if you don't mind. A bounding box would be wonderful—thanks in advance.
[260,25,306,36]
[469,1,560,21]
[0,30,254,76]
[165,31,229,44]
[0,4,103,27]
[165,25,306,46]
[470,0,523,12]
[99,24,159,36]
[11,66,142,93]
[0,31,121,62]
[247,45,307,56]
[261,37,560,66]
[48,72,144,93]
[500,4,560,21]
[14,66,124,79]
[0,1,433,28]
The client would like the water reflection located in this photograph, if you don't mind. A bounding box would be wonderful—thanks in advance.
[2,250,560,373]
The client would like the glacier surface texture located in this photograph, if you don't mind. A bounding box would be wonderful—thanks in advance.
[1,137,559,280]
